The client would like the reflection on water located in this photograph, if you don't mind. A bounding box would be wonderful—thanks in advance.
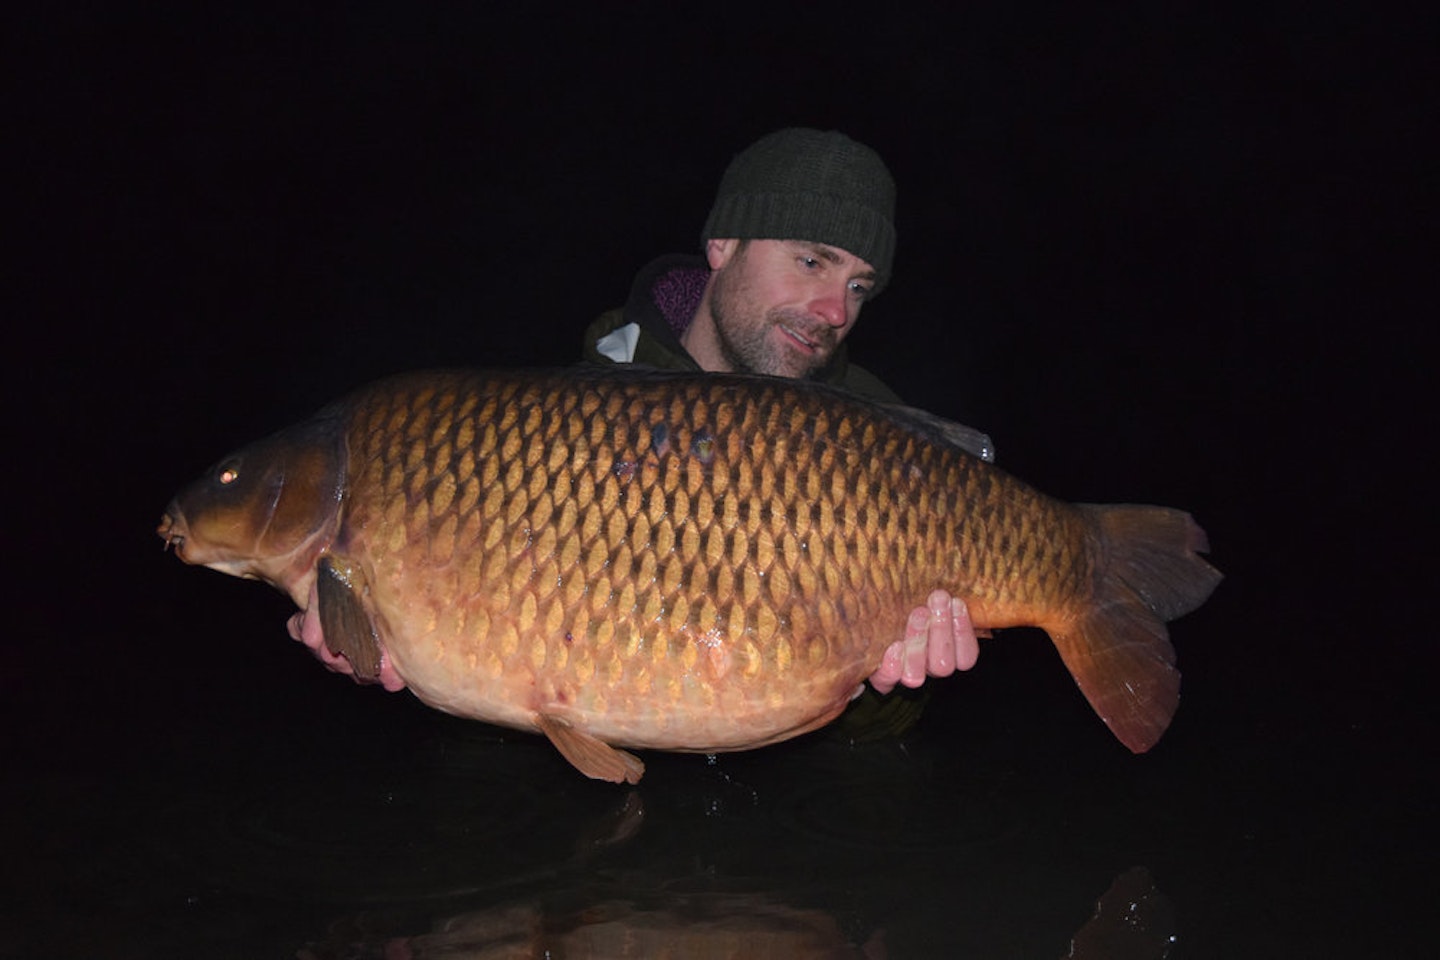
[293,784,1175,960]
[4,689,1197,959]
[303,881,886,959]
[295,786,888,958]
[1066,867,1176,960]
[300,871,1176,960]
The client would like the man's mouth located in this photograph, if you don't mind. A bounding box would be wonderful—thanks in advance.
[776,320,830,354]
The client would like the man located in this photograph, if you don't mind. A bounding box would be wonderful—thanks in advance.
[289,129,979,705]
[582,127,983,697]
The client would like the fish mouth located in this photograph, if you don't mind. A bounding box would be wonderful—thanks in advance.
[157,506,187,559]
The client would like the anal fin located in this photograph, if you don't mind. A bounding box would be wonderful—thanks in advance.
[536,713,645,784]
[315,557,382,682]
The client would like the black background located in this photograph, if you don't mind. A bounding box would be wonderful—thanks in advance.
[6,5,1429,957]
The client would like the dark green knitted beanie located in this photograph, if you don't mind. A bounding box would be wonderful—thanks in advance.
[701,128,897,294]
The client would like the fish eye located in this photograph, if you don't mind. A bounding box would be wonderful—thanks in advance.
[217,462,241,485]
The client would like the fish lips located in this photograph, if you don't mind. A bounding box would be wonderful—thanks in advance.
[157,502,253,576]
[157,503,195,562]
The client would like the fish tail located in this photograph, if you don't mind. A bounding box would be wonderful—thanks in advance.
[1049,504,1223,752]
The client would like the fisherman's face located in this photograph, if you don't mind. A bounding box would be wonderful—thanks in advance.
[704,238,875,379]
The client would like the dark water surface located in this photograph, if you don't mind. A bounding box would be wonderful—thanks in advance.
[5,559,1424,958]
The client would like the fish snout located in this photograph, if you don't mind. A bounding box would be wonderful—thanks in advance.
[157,504,188,558]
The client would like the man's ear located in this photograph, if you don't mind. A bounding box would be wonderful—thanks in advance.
[705,237,739,270]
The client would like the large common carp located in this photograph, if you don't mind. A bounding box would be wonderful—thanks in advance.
[157,368,1221,783]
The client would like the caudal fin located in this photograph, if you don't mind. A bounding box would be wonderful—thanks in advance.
[1050,505,1222,753]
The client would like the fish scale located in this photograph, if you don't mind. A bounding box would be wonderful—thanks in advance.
[159,366,1221,783]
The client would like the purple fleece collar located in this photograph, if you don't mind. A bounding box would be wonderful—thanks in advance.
[651,266,710,338]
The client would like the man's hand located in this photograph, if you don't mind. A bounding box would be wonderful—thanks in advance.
[285,586,406,692]
[868,590,981,695]
[285,580,357,678]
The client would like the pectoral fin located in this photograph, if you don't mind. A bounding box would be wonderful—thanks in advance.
[536,713,645,784]
[315,557,382,682]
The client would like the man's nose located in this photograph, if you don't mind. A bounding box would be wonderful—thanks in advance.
[808,285,849,328]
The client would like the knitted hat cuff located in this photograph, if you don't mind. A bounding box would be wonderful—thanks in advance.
[702,191,896,293]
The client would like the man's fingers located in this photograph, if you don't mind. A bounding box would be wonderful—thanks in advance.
[950,597,981,671]
[901,606,931,687]
[926,590,957,676]
[870,640,907,695]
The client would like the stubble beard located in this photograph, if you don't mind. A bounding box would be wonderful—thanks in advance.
[709,267,836,380]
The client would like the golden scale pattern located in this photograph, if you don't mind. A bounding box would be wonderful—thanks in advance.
[341,370,1086,731]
